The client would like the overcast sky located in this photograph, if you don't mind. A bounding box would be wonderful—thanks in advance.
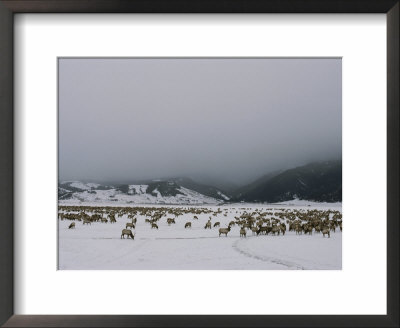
[59,58,341,186]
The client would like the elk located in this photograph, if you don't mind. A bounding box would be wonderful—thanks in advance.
[121,229,135,239]
[270,226,280,236]
[204,221,212,229]
[185,222,192,229]
[213,222,220,228]
[219,226,231,237]
[83,219,91,225]
[126,222,135,229]
[240,227,246,237]
[257,226,271,235]
[68,222,75,229]
[151,223,158,229]
[322,228,330,238]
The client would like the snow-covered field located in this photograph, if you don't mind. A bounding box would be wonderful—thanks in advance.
[58,203,342,270]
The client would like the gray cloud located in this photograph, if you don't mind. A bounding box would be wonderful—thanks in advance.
[59,58,341,186]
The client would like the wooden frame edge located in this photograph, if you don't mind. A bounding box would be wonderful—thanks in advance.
[0,0,14,327]
[387,2,400,327]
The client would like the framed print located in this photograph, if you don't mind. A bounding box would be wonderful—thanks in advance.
[0,0,398,327]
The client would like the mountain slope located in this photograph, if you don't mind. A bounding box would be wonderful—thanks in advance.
[59,161,341,204]
[58,180,224,205]
[170,177,230,201]
[114,178,230,201]
[232,169,283,199]
[234,161,342,203]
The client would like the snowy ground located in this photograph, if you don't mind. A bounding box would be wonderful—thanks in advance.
[58,203,342,270]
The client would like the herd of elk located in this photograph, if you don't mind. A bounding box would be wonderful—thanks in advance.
[60,205,341,240]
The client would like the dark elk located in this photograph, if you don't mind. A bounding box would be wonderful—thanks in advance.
[121,229,135,239]
[219,226,231,237]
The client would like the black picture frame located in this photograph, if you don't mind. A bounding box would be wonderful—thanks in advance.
[0,1,398,327]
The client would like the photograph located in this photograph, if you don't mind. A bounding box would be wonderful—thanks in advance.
[58,57,342,270]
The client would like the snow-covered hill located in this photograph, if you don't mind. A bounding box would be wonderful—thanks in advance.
[58,181,223,205]
[58,161,343,205]
[234,160,342,203]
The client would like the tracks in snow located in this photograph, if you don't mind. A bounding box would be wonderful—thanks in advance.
[154,236,221,240]
[92,236,222,240]
[93,235,320,270]
[232,238,306,270]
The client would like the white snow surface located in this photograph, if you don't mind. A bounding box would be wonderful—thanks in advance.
[59,204,342,270]
[217,191,230,200]
[269,198,342,207]
[128,184,148,194]
[61,181,100,190]
[69,182,93,190]
[86,182,101,188]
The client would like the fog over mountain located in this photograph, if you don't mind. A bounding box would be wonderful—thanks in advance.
[59,58,341,186]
